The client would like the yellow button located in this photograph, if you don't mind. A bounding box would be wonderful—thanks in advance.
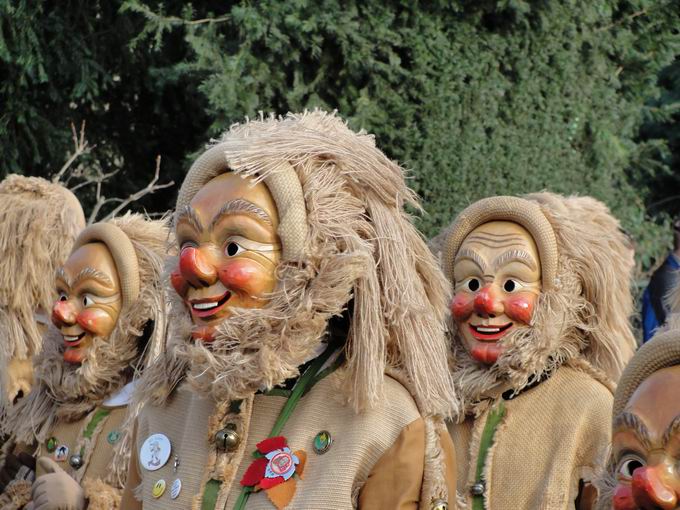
[152,479,166,498]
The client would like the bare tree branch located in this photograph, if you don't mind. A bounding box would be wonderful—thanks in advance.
[52,121,94,183]
[99,155,174,222]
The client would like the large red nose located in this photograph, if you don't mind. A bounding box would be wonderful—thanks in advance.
[52,300,77,327]
[179,246,217,288]
[632,466,678,509]
[473,285,504,317]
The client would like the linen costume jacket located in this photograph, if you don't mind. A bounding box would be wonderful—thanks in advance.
[0,388,137,509]
[123,369,457,509]
[450,366,612,509]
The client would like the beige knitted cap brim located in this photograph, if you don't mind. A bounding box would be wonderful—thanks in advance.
[442,196,559,290]
[72,223,140,307]
[175,142,308,260]
[613,326,680,417]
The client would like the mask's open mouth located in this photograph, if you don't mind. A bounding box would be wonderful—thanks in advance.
[63,332,86,347]
[189,290,232,318]
[469,322,513,341]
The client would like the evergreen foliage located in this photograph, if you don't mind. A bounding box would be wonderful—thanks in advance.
[1,0,679,273]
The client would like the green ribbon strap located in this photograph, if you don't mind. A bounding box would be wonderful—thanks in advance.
[472,401,506,510]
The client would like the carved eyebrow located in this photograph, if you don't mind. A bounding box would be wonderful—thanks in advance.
[73,267,114,287]
[210,199,272,230]
[663,414,680,447]
[175,205,204,232]
[613,412,652,450]
[492,249,538,272]
[55,267,71,287]
[455,248,487,272]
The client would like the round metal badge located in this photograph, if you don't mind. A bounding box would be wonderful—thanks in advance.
[313,430,332,454]
[54,445,69,462]
[107,430,121,445]
[170,478,182,499]
[152,479,166,498]
[140,433,172,471]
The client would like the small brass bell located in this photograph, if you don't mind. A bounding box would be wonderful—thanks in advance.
[215,424,240,451]
[68,454,83,469]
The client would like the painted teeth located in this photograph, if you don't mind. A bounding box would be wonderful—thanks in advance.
[477,327,501,333]
[64,335,80,342]
[193,302,218,310]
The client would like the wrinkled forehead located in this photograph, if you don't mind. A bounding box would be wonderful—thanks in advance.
[60,243,119,286]
[459,221,540,261]
[626,366,680,433]
[187,172,279,229]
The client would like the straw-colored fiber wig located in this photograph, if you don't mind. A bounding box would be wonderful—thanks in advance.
[0,175,85,399]
[444,193,636,410]
[141,110,457,417]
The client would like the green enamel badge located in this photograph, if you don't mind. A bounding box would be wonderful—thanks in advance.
[46,437,58,453]
[313,430,332,454]
[107,430,121,445]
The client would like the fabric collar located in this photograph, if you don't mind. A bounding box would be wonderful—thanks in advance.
[102,379,137,408]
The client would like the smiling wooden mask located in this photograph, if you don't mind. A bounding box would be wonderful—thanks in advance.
[451,220,542,365]
[52,242,122,364]
[171,173,281,340]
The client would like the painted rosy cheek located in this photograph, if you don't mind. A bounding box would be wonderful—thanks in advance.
[504,293,536,325]
[612,484,636,510]
[218,260,267,294]
[170,269,188,297]
[450,293,474,321]
[76,308,116,336]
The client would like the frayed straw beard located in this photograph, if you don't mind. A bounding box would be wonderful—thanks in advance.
[7,317,144,444]
[452,281,591,414]
[154,251,363,405]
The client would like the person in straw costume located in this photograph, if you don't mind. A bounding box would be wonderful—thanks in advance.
[438,193,636,509]
[595,314,680,510]
[0,175,85,408]
[121,110,457,510]
[0,214,168,510]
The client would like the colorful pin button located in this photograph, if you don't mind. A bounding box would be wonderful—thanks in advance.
[54,445,69,462]
[140,433,171,471]
[313,430,332,454]
[152,479,166,498]
[46,437,58,453]
[107,430,121,445]
[170,478,182,499]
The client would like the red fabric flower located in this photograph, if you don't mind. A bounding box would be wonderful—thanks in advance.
[257,436,287,455]
[240,457,268,487]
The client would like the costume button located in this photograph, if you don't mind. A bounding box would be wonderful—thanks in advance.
[432,500,448,510]
[46,437,58,453]
[215,424,239,451]
[470,482,485,496]
[68,454,83,469]
[313,430,332,454]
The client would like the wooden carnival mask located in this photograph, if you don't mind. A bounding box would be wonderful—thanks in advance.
[611,365,680,510]
[52,243,122,364]
[450,220,542,365]
[171,173,281,340]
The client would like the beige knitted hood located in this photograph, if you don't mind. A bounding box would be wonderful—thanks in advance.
[141,110,456,417]
[0,175,85,402]
[443,193,636,411]
[5,214,169,446]
[596,314,680,507]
